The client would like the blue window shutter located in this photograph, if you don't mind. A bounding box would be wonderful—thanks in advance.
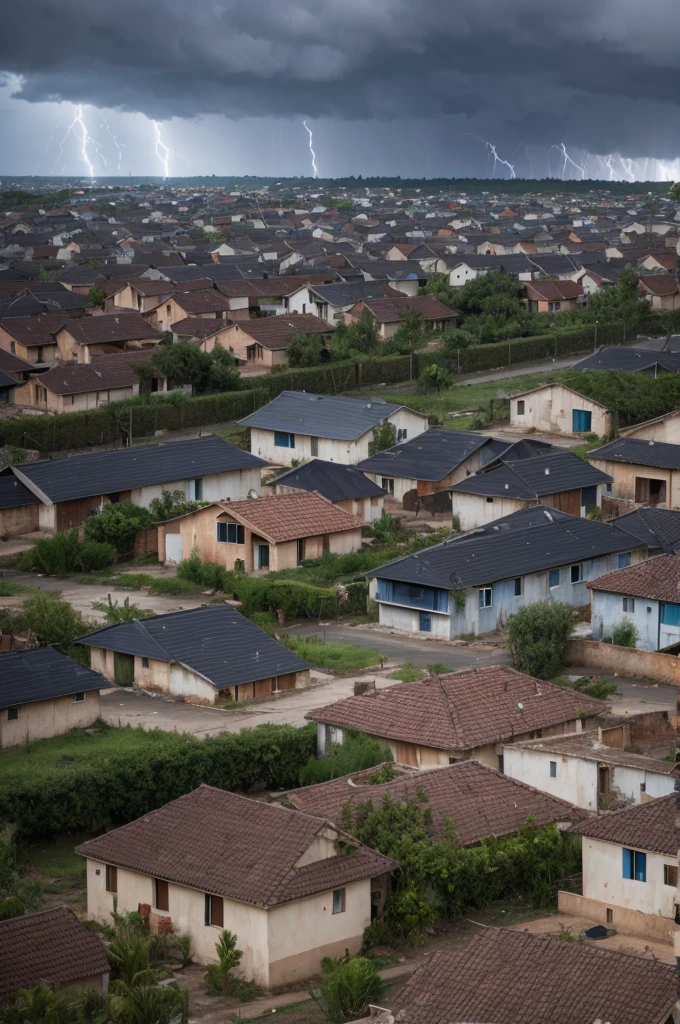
[622,848,632,879]
[635,851,647,882]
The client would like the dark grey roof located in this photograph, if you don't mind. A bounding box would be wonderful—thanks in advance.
[0,646,112,709]
[309,281,393,305]
[449,451,611,499]
[572,346,680,373]
[0,370,19,390]
[271,459,385,502]
[588,437,680,470]
[12,435,267,504]
[613,506,680,553]
[366,507,644,589]
[239,390,412,441]
[356,428,488,481]
[0,473,39,510]
[76,605,309,690]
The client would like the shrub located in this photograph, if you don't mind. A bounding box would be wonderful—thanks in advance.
[611,619,639,648]
[298,731,393,786]
[17,532,116,574]
[320,956,384,1023]
[285,636,382,673]
[418,363,452,392]
[20,592,93,658]
[0,825,42,918]
[149,489,209,521]
[177,549,231,592]
[78,539,117,571]
[389,662,424,682]
[92,596,156,623]
[84,501,154,556]
[506,602,575,679]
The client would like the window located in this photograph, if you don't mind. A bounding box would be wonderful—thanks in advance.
[497,754,504,773]
[664,864,678,887]
[622,848,647,882]
[618,552,631,569]
[419,612,431,633]
[192,478,203,501]
[570,564,582,584]
[73,692,85,703]
[332,888,346,914]
[548,300,561,312]
[310,436,319,456]
[142,657,149,668]
[635,477,666,505]
[622,597,635,613]
[381,477,395,495]
[7,707,18,721]
[106,865,118,893]
[572,409,592,433]
[376,579,448,612]
[217,522,245,544]
[204,893,224,927]
[297,538,306,565]
[154,878,169,911]
[397,428,408,441]
[479,587,492,608]
[486,496,494,504]
[606,908,613,924]
[660,602,680,627]
[274,431,295,449]
[549,569,560,589]
[549,761,557,778]
[516,400,525,415]
[9,342,15,354]
[513,577,523,597]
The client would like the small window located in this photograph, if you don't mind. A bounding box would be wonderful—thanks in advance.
[106,865,118,893]
[142,657,149,669]
[419,612,431,633]
[516,400,525,415]
[154,878,169,911]
[297,538,306,565]
[622,597,635,613]
[486,496,494,504]
[204,893,224,926]
[618,552,631,569]
[274,431,295,449]
[549,761,557,778]
[606,908,613,924]
[7,707,18,721]
[9,342,16,354]
[193,477,203,501]
[497,754,504,774]
[332,888,346,914]
[310,436,319,456]
[570,564,582,584]
[478,587,492,608]
[513,577,523,597]
[549,568,560,589]
[217,522,245,544]
[622,848,646,882]
[73,692,85,703]
[664,864,678,887]
[381,477,395,495]
[397,428,408,441]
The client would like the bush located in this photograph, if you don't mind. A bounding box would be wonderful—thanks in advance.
[298,731,393,786]
[418,363,452,392]
[320,956,384,1024]
[84,502,154,556]
[177,550,231,592]
[0,825,42,918]
[19,592,93,658]
[17,532,116,574]
[506,602,575,679]
[204,930,259,999]
[611,619,639,648]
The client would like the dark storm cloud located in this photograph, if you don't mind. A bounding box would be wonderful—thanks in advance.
[3,0,680,156]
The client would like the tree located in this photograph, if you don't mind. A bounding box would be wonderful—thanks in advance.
[368,422,397,455]
[330,313,379,361]
[0,825,42,920]
[286,333,329,368]
[506,601,575,679]
[320,957,384,1024]
[84,501,154,556]
[389,307,426,354]
[21,593,92,655]
[87,286,106,307]
[669,182,680,202]
[207,345,240,391]
[149,340,213,393]
[421,272,458,309]
[419,363,452,392]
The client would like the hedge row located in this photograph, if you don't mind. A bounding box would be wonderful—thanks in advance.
[230,575,368,619]
[1,723,317,841]
[0,320,628,454]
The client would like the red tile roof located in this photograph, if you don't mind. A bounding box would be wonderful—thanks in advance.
[588,552,680,602]
[228,314,331,350]
[638,273,680,296]
[524,279,584,301]
[76,785,397,908]
[171,291,232,314]
[360,295,457,324]
[35,349,164,396]
[570,792,677,855]
[306,666,608,753]
[59,312,163,346]
[216,491,365,542]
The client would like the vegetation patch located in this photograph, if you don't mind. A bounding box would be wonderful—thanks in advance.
[285,636,383,673]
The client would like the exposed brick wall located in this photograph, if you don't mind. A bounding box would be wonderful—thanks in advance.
[601,495,638,520]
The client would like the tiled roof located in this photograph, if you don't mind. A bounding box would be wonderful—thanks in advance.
[524,279,583,301]
[36,349,164,396]
[240,390,413,441]
[0,906,109,1005]
[0,314,67,347]
[217,491,365,542]
[286,760,585,844]
[395,927,676,1024]
[76,785,398,908]
[170,316,227,338]
[638,273,679,296]
[360,295,456,323]
[270,459,385,502]
[449,449,610,499]
[572,345,680,373]
[589,436,680,470]
[570,792,677,855]
[588,552,680,601]
[59,312,164,346]
[230,314,331,350]
[172,291,232,314]
[0,646,113,709]
[306,666,608,753]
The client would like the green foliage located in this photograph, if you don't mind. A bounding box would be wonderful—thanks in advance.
[11,593,93,659]
[149,340,240,394]
[555,675,618,700]
[368,421,397,456]
[366,763,400,784]
[330,313,379,361]
[426,662,449,676]
[388,662,424,682]
[298,731,393,786]
[285,636,382,672]
[319,955,384,1024]
[561,369,680,430]
[611,619,640,648]
[85,503,154,557]
[0,723,317,840]
[419,363,452,392]
[17,531,115,574]
[421,272,459,310]
[87,286,107,307]
[176,549,231,591]
[204,930,259,999]
[452,589,466,612]
[386,306,428,355]
[91,596,156,623]
[506,602,575,679]
[286,333,330,368]
[0,826,42,919]
[148,489,209,522]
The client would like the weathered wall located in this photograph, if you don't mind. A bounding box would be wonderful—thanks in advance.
[590,591,663,651]
[509,384,610,436]
[558,890,676,944]
[0,690,101,749]
[566,637,680,688]
[580,835,676,927]
[0,502,40,537]
[503,745,599,810]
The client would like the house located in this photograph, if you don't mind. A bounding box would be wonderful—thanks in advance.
[2,434,267,533]
[0,314,67,364]
[77,604,310,703]
[588,552,680,650]
[572,345,680,374]
[268,459,385,521]
[239,391,428,467]
[211,315,331,374]
[305,665,608,771]
[284,759,585,840]
[523,279,584,312]
[392,927,676,1024]
[158,492,365,573]
[0,646,113,749]
[638,273,680,311]
[448,449,612,530]
[0,907,110,1005]
[609,505,680,550]
[152,290,232,332]
[55,313,164,364]
[509,382,611,435]
[216,275,338,319]
[285,281,399,323]
[346,295,457,340]
[14,349,167,413]
[618,406,680,444]
[366,505,647,638]
[503,731,678,810]
[75,785,398,986]
[0,369,20,405]
[561,794,679,945]
[588,437,680,507]
[110,279,172,314]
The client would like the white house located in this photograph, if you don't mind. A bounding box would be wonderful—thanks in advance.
[589,553,680,651]
[509,383,611,436]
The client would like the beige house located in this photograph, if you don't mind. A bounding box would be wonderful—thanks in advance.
[211,314,331,374]
[509,383,611,436]
[0,647,112,750]
[0,314,65,364]
[619,407,680,444]
[55,313,164,364]
[638,274,680,311]
[110,279,172,314]
[588,437,680,508]
[76,785,398,988]
[347,295,456,340]
[306,666,608,771]
[153,291,231,333]
[524,279,584,313]
[158,492,365,573]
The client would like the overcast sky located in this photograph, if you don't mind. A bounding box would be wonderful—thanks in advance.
[2,0,680,180]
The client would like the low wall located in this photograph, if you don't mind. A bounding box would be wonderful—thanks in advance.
[558,891,675,945]
[567,637,680,687]
[601,495,638,520]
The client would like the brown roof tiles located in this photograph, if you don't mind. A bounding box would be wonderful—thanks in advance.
[570,792,677,855]
[228,314,331,350]
[215,491,365,542]
[35,349,164,396]
[360,295,457,324]
[59,312,163,346]
[524,279,584,301]
[588,552,680,602]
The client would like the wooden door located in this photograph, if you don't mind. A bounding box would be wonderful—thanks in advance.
[114,652,135,685]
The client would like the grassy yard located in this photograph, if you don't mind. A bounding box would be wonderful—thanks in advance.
[286,636,383,672]
[0,580,35,596]
[389,663,425,682]
[20,834,89,914]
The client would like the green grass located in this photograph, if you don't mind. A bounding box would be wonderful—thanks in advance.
[81,571,203,596]
[21,835,87,894]
[0,580,35,596]
[388,662,425,682]
[0,722,172,777]
[286,636,383,672]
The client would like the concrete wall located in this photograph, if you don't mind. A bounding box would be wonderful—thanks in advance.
[621,413,680,444]
[589,457,680,508]
[590,590,673,651]
[558,890,676,944]
[0,502,40,537]
[503,745,599,810]
[566,637,680,688]
[452,492,527,532]
[509,385,610,436]
[131,468,262,509]
[0,690,102,749]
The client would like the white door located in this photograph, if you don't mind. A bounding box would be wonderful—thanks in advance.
[165,533,183,564]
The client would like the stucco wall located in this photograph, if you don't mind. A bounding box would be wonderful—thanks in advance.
[589,457,680,508]
[581,836,676,922]
[0,690,101,749]
[622,413,680,444]
[452,492,527,531]
[591,590,668,651]
[0,502,40,536]
[566,638,680,688]
[558,890,676,944]
[503,745,599,809]
[131,468,262,509]
[509,385,610,436]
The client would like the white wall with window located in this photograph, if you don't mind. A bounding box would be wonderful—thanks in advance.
[581,836,676,922]
[590,589,673,652]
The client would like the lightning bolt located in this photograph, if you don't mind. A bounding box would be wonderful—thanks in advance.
[303,120,318,178]
[51,103,96,178]
[604,154,618,181]
[99,115,125,172]
[485,141,515,179]
[560,143,587,180]
[153,121,171,179]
